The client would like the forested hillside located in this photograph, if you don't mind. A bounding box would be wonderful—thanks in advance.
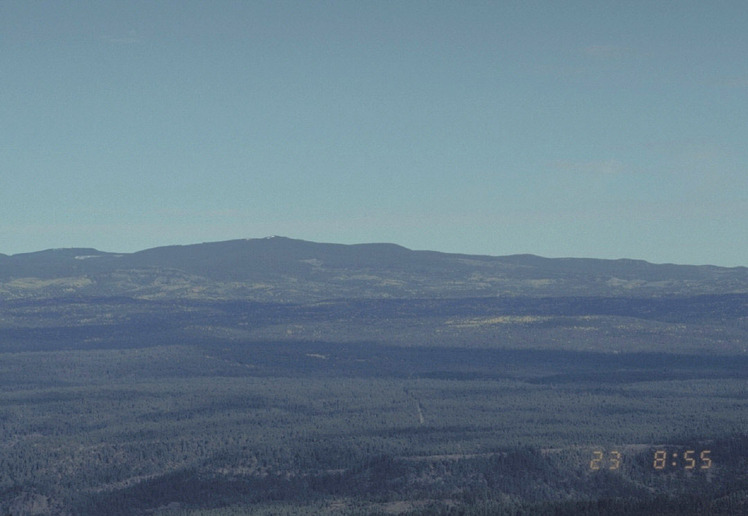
[0,239,745,514]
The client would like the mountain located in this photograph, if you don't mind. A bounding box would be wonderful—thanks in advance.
[1,236,747,302]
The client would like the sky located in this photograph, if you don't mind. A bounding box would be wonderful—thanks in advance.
[1,1,746,266]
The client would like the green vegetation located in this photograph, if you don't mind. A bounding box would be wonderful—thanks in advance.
[0,338,745,514]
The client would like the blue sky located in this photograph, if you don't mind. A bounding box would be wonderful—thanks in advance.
[2,1,746,265]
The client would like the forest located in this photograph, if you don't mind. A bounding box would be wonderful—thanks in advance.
[1,297,746,514]
[1,242,747,514]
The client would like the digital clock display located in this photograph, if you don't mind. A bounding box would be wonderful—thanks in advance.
[589,450,622,470]
[588,449,713,471]
[653,450,712,470]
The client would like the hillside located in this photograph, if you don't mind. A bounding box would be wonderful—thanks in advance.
[1,237,746,514]
[2,236,746,302]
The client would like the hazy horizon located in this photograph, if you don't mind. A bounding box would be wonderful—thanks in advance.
[2,1,746,266]
[2,234,746,268]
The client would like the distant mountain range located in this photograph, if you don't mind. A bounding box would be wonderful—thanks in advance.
[1,236,746,302]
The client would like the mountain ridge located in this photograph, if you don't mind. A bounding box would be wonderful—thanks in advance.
[4,236,745,268]
[1,236,746,302]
